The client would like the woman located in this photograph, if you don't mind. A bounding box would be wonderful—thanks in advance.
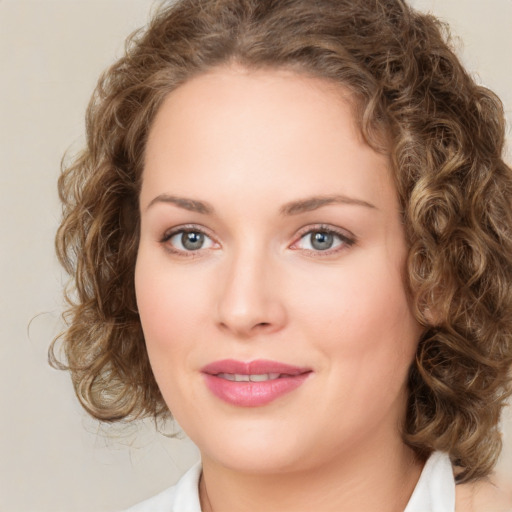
[52,0,512,510]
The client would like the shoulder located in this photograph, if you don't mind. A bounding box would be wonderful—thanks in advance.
[122,485,178,512]
[455,477,512,512]
[122,461,202,512]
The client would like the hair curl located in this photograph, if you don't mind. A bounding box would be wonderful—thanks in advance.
[51,0,512,483]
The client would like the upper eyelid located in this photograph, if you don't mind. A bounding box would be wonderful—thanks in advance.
[292,223,357,255]
[294,224,356,242]
[161,224,217,241]
[160,223,356,248]
[160,223,353,236]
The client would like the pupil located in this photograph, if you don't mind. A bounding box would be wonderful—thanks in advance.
[311,231,333,250]
[182,232,204,250]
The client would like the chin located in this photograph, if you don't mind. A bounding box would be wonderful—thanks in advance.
[208,445,307,475]
[191,419,315,474]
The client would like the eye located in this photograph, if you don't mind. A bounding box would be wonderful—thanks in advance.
[292,226,355,254]
[162,227,216,254]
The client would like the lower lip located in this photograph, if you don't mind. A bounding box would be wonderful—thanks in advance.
[203,373,310,407]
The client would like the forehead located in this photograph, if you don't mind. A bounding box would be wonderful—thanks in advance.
[141,66,394,212]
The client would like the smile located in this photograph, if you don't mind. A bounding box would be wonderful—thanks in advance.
[217,373,281,382]
[201,360,312,407]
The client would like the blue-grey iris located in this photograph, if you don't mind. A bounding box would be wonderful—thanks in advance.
[311,231,334,250]
[182,232,204,250]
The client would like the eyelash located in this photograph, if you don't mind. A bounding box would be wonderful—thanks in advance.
[160,224,218,259]
[160,224,356,258]
[292,224,356,256]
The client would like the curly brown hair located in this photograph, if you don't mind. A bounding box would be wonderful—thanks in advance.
[51,0,512,483]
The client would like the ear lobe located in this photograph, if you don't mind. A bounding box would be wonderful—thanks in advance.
[413,294,444,328]
[421,305,439,326]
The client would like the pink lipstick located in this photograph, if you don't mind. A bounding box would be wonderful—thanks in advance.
[201,359,312,407]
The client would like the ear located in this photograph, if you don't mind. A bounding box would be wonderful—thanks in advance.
[413,291,445,328]
[421,305,441,327]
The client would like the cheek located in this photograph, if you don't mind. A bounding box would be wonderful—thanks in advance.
[296,252,420,373]
[311,270,420,430]
[135,249,206,331]
[134,251,208,375]
[134,255,212,419]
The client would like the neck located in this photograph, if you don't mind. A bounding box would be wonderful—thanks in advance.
[199,435,424,512]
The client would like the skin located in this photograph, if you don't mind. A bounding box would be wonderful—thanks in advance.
[135,66,427,511]
[456,478,512,512]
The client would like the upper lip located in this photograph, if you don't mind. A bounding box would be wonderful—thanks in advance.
[201,359,312,376]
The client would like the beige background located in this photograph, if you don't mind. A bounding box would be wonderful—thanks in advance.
[1,0,510,510]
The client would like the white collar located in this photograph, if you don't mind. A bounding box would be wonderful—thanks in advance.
[126,451,455,511]
[404,451,455,512]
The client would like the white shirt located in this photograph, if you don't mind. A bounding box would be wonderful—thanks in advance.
[125,451,455,512]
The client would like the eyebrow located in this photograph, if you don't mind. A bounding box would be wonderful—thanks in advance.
[279,195,377,215]
[146,194,214,214]
[146,193,377,215]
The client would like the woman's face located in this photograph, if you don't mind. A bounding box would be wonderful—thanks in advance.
[135,67,422,473]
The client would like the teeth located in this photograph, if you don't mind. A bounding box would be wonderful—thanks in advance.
[217,373,281,382]
[250,373,281,382]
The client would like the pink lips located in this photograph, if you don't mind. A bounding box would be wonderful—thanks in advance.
[201,359,312,407]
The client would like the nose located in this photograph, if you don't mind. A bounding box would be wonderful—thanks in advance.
[215,248,287,338]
